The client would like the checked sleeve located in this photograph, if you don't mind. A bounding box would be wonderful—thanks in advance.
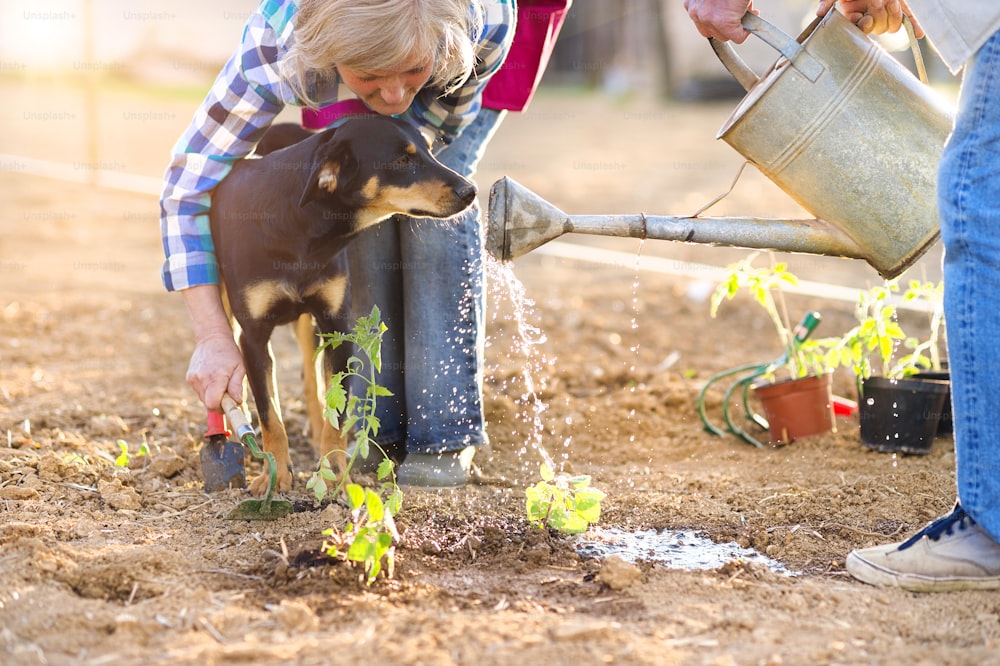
[158,12,295,292]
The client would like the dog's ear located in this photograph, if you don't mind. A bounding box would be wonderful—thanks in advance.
[299,160,340,207]
[299,134,358,207]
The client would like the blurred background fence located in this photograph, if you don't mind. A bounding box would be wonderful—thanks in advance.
[0,0,953,99]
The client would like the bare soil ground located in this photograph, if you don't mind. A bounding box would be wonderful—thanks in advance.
[2,77,998,666]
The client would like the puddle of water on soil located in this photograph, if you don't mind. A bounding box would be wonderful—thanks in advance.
[576,527,799,576]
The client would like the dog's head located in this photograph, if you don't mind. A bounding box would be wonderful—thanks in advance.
[299,117,477,227]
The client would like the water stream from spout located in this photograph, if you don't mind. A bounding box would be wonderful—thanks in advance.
[485,255,557,472]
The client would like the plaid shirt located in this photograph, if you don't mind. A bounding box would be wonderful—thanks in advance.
[159,0,514,291]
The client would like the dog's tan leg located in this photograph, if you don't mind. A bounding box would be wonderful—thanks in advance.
[246,341,294,495]
[294,313,325,456]
[299,314,351,488]
[251,402,294,495]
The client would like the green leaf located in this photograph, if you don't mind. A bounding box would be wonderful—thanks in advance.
[539,463,554,482]
[325,379,347,414]
[386,488,403,516]
[525,487,550,523]
[362,415,380,438]
[346,484,365,511]
[376,457,395,481]
[307,474,327,502]
[545,503,571,529]
[341,413,359,435]
[114,440,129,467]
[374,531,393,555]
[347,532,374,563]
[554,512,590,535]
[352,433,369,459]
[365,488,384,522]
[574,490,605,523]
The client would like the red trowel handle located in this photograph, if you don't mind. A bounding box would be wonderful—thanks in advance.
[205,410,230,439]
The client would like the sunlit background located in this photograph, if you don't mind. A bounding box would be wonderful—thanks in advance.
[0,0,955,287]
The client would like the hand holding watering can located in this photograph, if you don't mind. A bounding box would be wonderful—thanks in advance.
[685,0,924,43]
[817,0,924,38]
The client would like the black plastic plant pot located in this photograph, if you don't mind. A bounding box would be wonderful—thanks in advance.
[858,376,950,455]
[912,370,952,436]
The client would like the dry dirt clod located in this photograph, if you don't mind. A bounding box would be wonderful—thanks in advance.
[0,486,40,500]
[598,555,642,590]
[97,478,143,511]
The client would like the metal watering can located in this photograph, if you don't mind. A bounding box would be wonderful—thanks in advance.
[486,10,955,279]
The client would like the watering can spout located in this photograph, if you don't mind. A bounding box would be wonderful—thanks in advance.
[487,176,572,262]
[486,176,924,278]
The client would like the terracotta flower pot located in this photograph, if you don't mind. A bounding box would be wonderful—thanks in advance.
[858,376,950,454]
[753,373,836,445]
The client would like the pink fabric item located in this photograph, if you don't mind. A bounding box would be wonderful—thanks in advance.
[301,99,374,130]
[483,0,572,112]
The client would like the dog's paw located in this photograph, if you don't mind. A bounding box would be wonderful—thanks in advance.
[248,466,293,496]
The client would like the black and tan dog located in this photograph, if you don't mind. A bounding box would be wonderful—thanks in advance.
[210,116,476,495]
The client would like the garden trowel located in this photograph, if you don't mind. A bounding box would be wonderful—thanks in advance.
[199,410,247,492]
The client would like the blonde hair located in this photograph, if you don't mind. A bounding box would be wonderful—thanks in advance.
[283,0,485,108]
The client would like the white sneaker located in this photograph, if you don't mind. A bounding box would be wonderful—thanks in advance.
[846,503,1000,592]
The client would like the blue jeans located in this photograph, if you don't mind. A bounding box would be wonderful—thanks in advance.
[346,108,506,455]
[939,29,1000,542]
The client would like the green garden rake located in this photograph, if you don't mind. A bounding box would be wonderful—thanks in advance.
[697,312,821,448]
[220,393,294,520]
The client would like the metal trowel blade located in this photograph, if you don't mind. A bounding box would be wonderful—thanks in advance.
[200,435,247,492]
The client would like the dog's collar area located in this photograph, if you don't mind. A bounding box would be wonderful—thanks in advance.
[302,99,377,130]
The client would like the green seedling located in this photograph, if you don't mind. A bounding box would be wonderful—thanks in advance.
[525,463,605,535]
[114,439,150,468]
[834,281,925,385]
[63,453,89,467]
[711,253,812,379]
[901,279,946,372]
[321,483,400,585]
[115,441,129,467]
[310,304,396,485]
[307,305,401,584]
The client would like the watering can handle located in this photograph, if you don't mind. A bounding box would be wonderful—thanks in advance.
[710,13,825,91]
